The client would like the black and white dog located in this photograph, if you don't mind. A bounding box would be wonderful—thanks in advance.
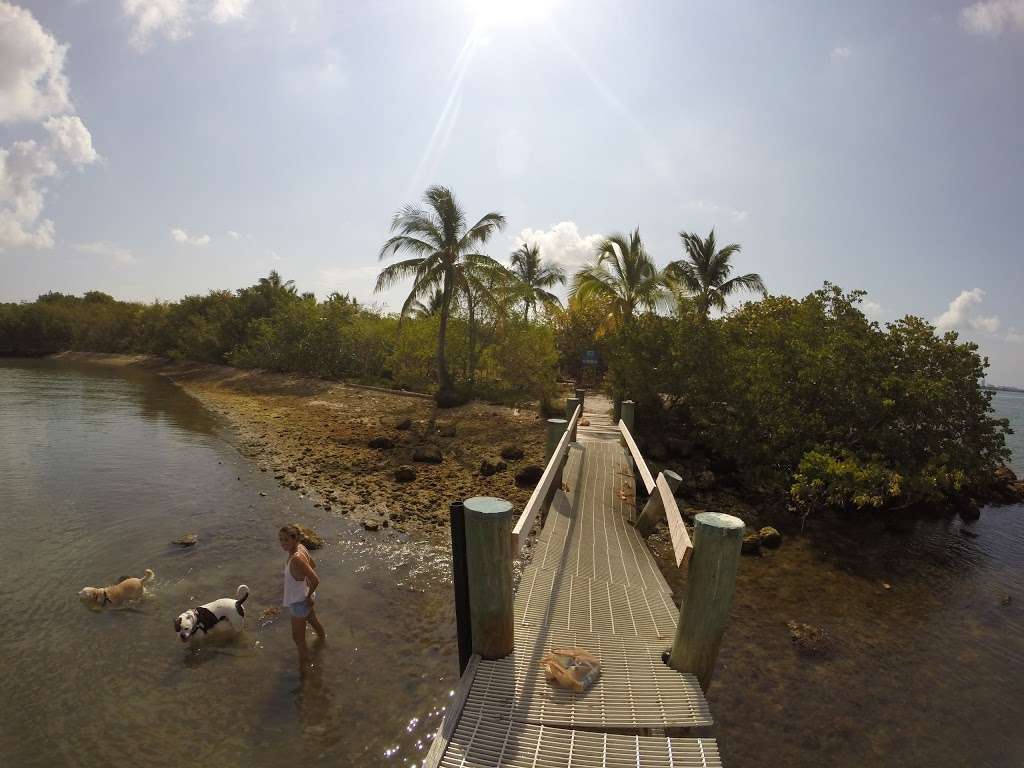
[174,585,249,643]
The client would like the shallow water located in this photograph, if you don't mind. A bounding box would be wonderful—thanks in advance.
[2,360,1023,768]
[0,359,456,768]
[699,389,1024,767]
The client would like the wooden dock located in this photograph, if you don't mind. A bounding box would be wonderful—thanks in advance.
[425,396,737,768]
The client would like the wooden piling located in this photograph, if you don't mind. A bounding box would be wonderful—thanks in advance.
[621,400,636,433]
[545,418,568,464]
[668,511,744,691]
[463,496,514,660]
[634,469,681,534]
[574,387,586,410]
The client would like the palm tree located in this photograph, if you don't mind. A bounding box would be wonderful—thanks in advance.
[510,242,565,321]
[408,287,445,318]
[570,228,665,327]
[665,230,765,318]
[376,185,506,400]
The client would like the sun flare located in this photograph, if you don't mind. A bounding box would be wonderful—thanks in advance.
[464,0,553,26]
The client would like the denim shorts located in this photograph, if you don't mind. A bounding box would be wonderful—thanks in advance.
[287,599,312,618]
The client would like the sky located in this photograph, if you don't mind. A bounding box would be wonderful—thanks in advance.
[1,0,1022,382]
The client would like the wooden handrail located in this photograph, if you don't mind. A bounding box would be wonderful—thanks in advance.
[618,419,655,494]
[511,403,582,553]
[659,473,693,567]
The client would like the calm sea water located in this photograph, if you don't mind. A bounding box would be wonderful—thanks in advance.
[1,360,1022,768]
[0,359,457,768]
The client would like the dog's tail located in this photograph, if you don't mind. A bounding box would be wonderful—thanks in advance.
[141,569,155,583]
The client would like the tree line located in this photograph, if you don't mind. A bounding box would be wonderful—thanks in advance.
[1,183,1011,515]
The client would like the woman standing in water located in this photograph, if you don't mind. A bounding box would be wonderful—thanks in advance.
[279,524,326,666]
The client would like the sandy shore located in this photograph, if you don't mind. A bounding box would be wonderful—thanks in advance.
[52,352,547,542]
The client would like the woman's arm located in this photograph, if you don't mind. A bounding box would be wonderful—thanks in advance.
[292,554,320,601]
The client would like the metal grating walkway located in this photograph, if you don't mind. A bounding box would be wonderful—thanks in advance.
[427,395,721,768]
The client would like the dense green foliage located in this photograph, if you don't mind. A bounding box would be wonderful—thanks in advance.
[606,284,1010,512]
[0,272,558,405]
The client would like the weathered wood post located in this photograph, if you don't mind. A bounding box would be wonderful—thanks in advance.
[635,469,681,534]
[668,512,744,691]
[612,396,622,424]
[463,496,514,660]
[574,387,586,411]
[621,400,636,433]
[565,397,580,441]
[448,501,472,674]
[545,418,567,464]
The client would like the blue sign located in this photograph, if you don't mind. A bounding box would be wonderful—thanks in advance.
[582,350,599,366]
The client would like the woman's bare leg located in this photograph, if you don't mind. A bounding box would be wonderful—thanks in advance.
[307,606,326,640]
[291,615,310,665]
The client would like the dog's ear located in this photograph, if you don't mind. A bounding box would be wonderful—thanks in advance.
[174,617,182,633]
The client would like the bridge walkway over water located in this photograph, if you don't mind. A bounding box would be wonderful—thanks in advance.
[425,395,726,768]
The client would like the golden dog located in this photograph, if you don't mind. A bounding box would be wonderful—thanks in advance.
[79,569,155,608]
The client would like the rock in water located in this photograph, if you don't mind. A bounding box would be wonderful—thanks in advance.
[515,465,544,488]
[480,457,507,476]
[500,446,524,461]
[173,534,198,547]
[412,445,443,463]
[957,498,981,522]
[758,526,782,549]
[368,436,395,450]
[296,525,324,550]
[786,621,832,656]
[741,532,762,555]
[363,519,380,531]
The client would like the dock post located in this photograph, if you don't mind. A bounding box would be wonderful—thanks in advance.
[448,501,472,674]
[545,418,568,465]
[463,496,514,660]
[621,400,636,433]
[574,387,586,411]
[612,396,622,424]
[668,512,744,691]
[565,397,580,441]
[635,469,681,533]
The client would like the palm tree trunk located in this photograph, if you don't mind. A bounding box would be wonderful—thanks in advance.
[437,269,454,394]
[467,292,478,391]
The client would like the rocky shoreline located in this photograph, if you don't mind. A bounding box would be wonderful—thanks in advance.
[52,352,547,542]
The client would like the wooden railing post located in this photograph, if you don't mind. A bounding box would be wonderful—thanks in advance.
[621,400,636,433]
[635,469,681,533]
[668,512,744,691]
[545,418,567,464]
[612,396,622,424]
[574,387,586,411]
[463,496,514,660]
[565,398,580,441]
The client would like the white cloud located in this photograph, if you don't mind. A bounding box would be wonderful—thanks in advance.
[830,46,852,61]
[227,229,241,239]
[121,0,252,51]
[170,227,211,246]
[0,1,72,123]
[861,299,884,320]
[74,240,137,264]
[1006,328,1024,343]
[208,0,252,24]
[687,200,750,224]
[0,3,98,252]
[960,0,1024,36]
[44,115,99,166]
[513,221,603,273]
[934,288,1001,334]
[268,249,282,261]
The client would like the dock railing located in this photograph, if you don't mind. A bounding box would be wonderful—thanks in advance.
[510,401,582,554]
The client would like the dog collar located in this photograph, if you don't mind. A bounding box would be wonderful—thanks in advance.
[101,590,111,606]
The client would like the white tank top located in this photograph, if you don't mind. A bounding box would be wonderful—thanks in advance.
[282,550,314,606]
